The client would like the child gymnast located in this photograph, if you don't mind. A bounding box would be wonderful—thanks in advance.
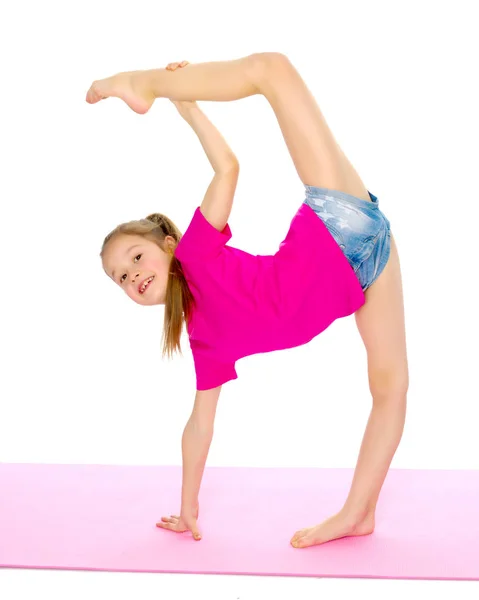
[87,53,408,548]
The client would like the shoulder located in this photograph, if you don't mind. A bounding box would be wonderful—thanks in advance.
[175,207,233,263]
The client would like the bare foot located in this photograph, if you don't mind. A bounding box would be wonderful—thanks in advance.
[290,510,375,548]
[85,71,155,115]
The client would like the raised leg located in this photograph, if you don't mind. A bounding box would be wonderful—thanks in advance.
[148,54,261,102]
[86,55,261,114]
[143,52,371,198]
[252,53,371,199]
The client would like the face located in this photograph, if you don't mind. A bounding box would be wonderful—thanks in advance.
[102,234,175,305]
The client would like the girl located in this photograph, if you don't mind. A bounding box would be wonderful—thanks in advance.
[88,53,408,549]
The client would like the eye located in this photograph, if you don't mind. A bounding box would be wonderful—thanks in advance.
[119,254,142,284]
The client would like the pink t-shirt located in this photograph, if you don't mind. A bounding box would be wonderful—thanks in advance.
[174,203,365,391]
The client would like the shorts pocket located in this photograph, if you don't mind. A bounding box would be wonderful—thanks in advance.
[324,222,346,249]
[347,230,380,265]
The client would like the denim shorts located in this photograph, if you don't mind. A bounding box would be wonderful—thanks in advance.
[303,185,391,292]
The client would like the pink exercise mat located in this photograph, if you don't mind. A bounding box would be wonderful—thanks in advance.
[1,464,478,580]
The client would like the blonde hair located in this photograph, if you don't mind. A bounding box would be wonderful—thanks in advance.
[100,212,196,360]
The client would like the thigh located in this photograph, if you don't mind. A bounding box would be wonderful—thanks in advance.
[354,232,409,395]
[255,52,371,202]
[304,188,384,271]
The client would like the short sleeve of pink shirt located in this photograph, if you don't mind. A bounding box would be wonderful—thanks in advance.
[175,207,238,390]
[190,344,238,391]
[175,207,232,262]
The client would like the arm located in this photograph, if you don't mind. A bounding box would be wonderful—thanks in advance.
[181,104,239,173]
[181,385,222,514]
[181,104,240,232]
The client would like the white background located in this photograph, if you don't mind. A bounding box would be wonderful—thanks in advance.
[1,0,478,597]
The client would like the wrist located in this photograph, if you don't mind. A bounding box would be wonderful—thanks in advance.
[181,502,199,516]
[181,496,199,508]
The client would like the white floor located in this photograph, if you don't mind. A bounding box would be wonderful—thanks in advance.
[1,571,477,600]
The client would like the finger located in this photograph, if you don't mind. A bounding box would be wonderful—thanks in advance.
[157,522,188,534]
[192,528,202,541]
[160,516,177,524]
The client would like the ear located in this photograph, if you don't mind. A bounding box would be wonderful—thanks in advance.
[164,235,176,254]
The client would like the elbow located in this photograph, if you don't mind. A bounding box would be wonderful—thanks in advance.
[218,159,239,174]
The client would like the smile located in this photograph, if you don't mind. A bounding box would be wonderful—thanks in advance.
[139,276,154,294]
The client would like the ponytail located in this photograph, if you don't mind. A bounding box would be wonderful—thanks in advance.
[100,212,196,359]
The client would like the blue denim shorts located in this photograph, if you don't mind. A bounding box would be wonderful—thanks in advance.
[303,185,391,292]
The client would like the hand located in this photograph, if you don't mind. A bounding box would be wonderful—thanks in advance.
[165,60,198,119]
[166,60,190,71]
[156,504,202,540]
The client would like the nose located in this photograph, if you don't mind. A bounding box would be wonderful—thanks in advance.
[131,273,140,284]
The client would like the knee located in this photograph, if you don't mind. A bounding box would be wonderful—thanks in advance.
[369,367,409,402]
[253,52,292,71]
[252,51,289,63]
[248,52,291,84]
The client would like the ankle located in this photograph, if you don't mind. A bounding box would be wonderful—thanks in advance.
[341,503,375,524]
[131,70,157,102]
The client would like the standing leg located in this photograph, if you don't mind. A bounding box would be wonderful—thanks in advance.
[291,232,409,548]
[89,52,370,200]
[344,231,409,515]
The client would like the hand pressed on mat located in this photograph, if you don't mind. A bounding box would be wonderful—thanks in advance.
[156,503,202,541]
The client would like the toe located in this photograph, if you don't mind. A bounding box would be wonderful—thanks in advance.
[293,528,305,539]
[296,535,311,548]
[291,535,307,548]
[291,530,306,547]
